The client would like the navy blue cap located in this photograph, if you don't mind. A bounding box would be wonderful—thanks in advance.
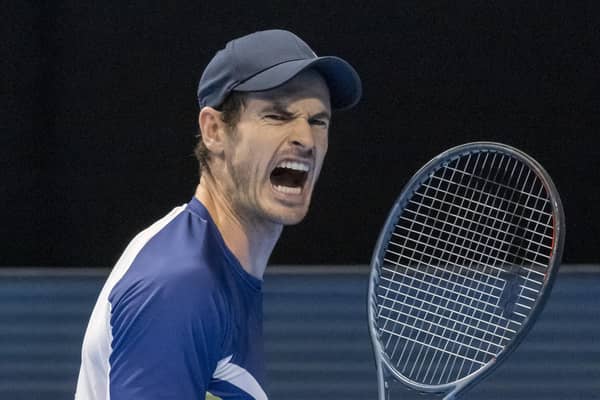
[197,29,362,110]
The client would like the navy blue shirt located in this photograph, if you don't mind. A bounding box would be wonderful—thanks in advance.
[76,198,267,400]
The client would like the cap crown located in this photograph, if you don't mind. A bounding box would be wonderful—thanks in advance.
[198,30,317,108]
[197,29,362,110]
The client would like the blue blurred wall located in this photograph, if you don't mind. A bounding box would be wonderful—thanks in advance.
[0,266,598,400]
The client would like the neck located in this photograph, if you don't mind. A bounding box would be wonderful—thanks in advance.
[194,176,282,280]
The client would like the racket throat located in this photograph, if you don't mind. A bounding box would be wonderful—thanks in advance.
[442,388,460,400]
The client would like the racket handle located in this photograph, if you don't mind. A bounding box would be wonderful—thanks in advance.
[375,361,388,400]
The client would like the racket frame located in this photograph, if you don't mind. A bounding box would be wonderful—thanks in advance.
[368,142,565,400]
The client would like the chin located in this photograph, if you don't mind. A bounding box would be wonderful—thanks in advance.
[280,215,307,226]
[268,206,310,226]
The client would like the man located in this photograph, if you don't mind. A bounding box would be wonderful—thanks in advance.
[75,29,361,399]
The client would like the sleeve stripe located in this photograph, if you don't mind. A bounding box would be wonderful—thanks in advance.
[213,355,268,400]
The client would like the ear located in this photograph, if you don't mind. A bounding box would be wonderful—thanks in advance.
[198,107,227,155]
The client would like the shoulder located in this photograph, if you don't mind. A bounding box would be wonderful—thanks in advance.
[108,203,233,332]
[108,253,229,331]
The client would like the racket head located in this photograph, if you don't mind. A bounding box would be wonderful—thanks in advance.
[368,142,565,397]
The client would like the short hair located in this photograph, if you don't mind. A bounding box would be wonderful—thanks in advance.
[194,92,247,177]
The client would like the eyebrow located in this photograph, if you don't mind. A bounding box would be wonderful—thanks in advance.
[261,102,295,117]
[261,101,331,121]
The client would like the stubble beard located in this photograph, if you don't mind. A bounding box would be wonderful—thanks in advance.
[223,127,313,229]
[226,157,311,228]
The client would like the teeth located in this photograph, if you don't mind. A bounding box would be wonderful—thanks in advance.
[277,160,309,172]
[273,185,302,195]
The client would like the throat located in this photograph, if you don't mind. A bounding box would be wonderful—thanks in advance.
[224,216,283,280]
[194,181,281,279]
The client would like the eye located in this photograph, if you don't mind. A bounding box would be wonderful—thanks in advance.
[264,113,289,121]
[310,118,329,128]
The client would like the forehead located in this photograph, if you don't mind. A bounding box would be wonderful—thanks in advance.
[244,69,331,112]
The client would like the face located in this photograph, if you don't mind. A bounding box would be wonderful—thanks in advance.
[221,70,331,227]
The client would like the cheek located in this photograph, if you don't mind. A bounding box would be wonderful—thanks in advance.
[315,135,329,170]
[234,139,272,184]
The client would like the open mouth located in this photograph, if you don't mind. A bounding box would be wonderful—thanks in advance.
[270,160,310,195]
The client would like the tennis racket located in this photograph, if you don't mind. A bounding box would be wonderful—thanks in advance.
[368,142,565,399]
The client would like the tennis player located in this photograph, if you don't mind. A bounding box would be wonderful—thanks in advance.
[75,29,361,399]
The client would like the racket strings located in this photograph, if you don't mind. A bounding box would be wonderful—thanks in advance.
[398,209,552,270]
[412,187,553,242]
[432,153,536,382]
[417,152,512,382]
[418,154,544,382]
[375,150,554,386]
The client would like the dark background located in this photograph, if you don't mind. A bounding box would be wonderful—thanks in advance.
[3,1,599,267]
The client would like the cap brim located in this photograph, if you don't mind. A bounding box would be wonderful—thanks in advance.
[234,56,362,110]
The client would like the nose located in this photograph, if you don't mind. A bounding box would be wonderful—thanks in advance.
[289,118,315,153]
